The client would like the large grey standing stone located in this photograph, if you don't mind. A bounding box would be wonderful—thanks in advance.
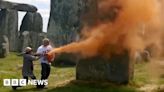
[47,0,86,47]
[18,32,46,52]
[0,0,37,12]
[76,51,134,84]
[0,35,9,58]
[48,0,134,83]
[20,12,42,33]
[7,9,18,52]
[29,32,46,51]
[47,0,118,47]
[18,31,31,52]
[0,9,18,51]
[0,9,8,36]
[47,0,88,66]
[18,12,44,52]
[52,53,79,66]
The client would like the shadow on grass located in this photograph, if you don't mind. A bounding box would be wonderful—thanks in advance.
[9,81,137,92]
[52,65,75,68]
[10,87,42,92]
[47,80,137,92]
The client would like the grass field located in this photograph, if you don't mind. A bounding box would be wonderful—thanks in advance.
[0,53,164,92]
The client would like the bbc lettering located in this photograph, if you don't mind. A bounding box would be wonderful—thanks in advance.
[3,79,26,86]
[3,79,48,86]
[3,79,10,86]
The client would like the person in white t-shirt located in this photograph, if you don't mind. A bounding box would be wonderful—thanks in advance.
[35,38,54,88]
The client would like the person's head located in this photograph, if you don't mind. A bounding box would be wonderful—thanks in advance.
[42,38,50,47]
[24,47,32,54]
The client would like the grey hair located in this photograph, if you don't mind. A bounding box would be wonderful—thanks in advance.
[42,38,50,42]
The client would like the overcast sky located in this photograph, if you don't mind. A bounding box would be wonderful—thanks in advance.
[4,0,50,32]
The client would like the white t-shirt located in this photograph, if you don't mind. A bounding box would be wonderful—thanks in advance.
[37,45,53,64]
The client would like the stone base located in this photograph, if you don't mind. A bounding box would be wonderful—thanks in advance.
[76,51,134,84]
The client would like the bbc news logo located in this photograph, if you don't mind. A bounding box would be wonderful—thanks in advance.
[3,79,48,86]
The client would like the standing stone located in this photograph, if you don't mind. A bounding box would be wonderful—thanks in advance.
[20,12,42,33]
[74,1,133,83]
[18,12,44,52]
[76,51,134,84]
[0,35,9,58]
[52,53,78,66]
[29,32,46,51]
[0,0,38,52]
[48,0,88,66]
[47,0,87,47]
[0,9,18,52]
[7,9,18,52]
[48,0,134,83]
[0,9,8,36]
[18,31,31,52]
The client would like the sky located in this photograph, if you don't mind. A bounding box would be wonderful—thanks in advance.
[4,0,50,32]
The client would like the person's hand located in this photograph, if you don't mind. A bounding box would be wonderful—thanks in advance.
[45,53,55,63]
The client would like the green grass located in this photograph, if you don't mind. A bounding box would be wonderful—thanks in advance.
[0,53,163,92]
[133,61,164,86]
[0,53,75,92]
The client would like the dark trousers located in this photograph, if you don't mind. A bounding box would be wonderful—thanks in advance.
[23,76,36,84]
[13,76,36,87]
[37,63,50,88]
[41,63,50,80]
[12,75,37,90]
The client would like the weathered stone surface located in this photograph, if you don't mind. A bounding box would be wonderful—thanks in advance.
[47,0,86,47]
[18,31,46,52]
[0,35,9,58]
[18,12,44,52]
[0,9,8,35]
[52,53,78,66]
[12,4,37,12]
[0,0,37,12]
[18,31,31,52]
[20,12,43,33]
[47,0,118,47]
[0,1,12,9]
[48,0,134,83]
[7,9,18,52]
[30,32,46,51]
[76,51,134,84]
[0,9,18,51]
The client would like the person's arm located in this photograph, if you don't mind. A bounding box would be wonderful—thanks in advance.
[35,47,42,56]
[33,53,42,56]
[17,52,25,56]
[28,55,39,61]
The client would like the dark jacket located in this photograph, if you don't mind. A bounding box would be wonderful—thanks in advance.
[22,54,36,77]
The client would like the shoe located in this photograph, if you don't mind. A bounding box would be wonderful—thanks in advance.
[36,85,45,89]
[12,86,17,90]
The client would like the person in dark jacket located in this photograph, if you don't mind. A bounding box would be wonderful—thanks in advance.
[22,47,38,81]
[12,47,38,90]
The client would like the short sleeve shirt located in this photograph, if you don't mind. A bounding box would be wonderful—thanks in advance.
[37,45,53,64]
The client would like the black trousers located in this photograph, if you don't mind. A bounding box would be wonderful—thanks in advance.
[37,63,50,88]
[12,75,36,90]
[23,76,36,84]
[41,63,51,80]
